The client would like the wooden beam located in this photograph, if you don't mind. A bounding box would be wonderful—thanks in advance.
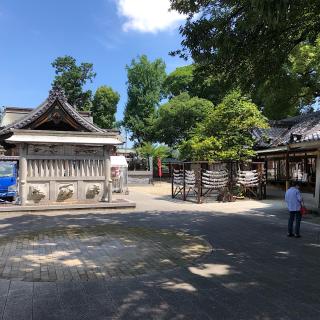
[285,150,290,190]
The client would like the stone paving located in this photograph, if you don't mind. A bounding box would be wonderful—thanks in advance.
[0,189,319,319]
[0,225,210,282]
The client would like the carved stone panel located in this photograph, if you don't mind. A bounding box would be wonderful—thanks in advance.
[84,182,103,200]
[74,146,103,156]
[28,144,62,156]
[27,144,103,157]
[56,182,77,202]
[27,183,49,203]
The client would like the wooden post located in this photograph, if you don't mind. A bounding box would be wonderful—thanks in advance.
[200,166,203,197]
[19,143,28,205]
[264,156,268,182]
[304,153,308,180]
[102,145,112,202]
[314,150,320,208]
[285,150,290,190]
[171,164,174,198]
[183,163,186,201]
[229,161,234,194]
[197,168,202,204]
[264,157,267,199]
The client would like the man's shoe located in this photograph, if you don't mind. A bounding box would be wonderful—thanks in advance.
[287,233,294,237]
[294,234,301,238]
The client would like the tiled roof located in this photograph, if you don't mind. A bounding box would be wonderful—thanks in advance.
[0,86,104,135]
[253,126,288,148]
[255,111,320,148]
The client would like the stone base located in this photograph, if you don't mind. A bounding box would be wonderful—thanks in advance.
[0,199,136,213]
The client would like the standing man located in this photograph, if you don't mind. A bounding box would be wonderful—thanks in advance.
[285,182,303,238]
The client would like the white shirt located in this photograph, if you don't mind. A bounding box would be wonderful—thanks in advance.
[285,187,302,211]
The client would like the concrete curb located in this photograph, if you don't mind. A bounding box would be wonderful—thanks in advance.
[0,200,136,213]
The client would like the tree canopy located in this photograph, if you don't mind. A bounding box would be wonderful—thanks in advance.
[165,64,228,105]
[154,93,213,146]
[170,0,320,118]
[170,0,320,86]
[123,55,167,145]
[136,142,170,161]
[51,56,96,111]
[254,38,320,119]
[179,91,268,161]
[92,86,120,128]
[164,65,195,98]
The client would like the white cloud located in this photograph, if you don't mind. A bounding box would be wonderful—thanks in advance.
[115,0,186,33]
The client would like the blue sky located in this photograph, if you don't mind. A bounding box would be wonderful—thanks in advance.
[0,0,188,121]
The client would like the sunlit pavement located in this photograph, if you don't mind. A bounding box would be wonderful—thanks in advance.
[0,189,319,319]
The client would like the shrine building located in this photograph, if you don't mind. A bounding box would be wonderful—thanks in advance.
[254,111,320,208]
[0,86,126,208]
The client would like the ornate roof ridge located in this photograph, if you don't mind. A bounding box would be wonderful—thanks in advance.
[277,110,320,125]
[0,86,104,135]
[63,100,103,132]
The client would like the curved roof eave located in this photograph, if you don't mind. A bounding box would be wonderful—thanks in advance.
[0,86,106,136]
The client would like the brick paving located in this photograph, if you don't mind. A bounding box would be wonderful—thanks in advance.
[0,225,210,282]
[0,189,319,319]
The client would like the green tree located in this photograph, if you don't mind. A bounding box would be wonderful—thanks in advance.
[92,86,120,128]
[52,56,96,111]
[136,142,170,160]
[253,71,301,119]
[123,55,167,144]
[170,0,320,104]
[288,37,320,110]
[164,65,195,97]
[179,91,268,161]
[165,64,228,105]
[155,93,213,146]
[254,37,320,119]
[136,142,171,171]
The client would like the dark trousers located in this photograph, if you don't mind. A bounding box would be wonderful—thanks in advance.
[288,211,302,235]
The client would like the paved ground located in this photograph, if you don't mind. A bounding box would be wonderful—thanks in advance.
[0,186,319,319]
[0,224,210,282]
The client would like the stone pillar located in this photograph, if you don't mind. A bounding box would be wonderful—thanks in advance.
[102,145,112,202]
[314,150,320,208]
[149,156,153,184]
[19,144,28,205]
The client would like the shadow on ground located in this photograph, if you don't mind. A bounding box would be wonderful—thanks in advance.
[0,207,320,319]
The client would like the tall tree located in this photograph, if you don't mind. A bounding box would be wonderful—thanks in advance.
[51,56,96,111]
[170,0,320,107]
[165,64,229,105]
[123,55,167,144]
[164,65,195,98]
[155,93,213,146]
[179,91,268,161]
[92,86,120,128]
[254,37,320,119]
